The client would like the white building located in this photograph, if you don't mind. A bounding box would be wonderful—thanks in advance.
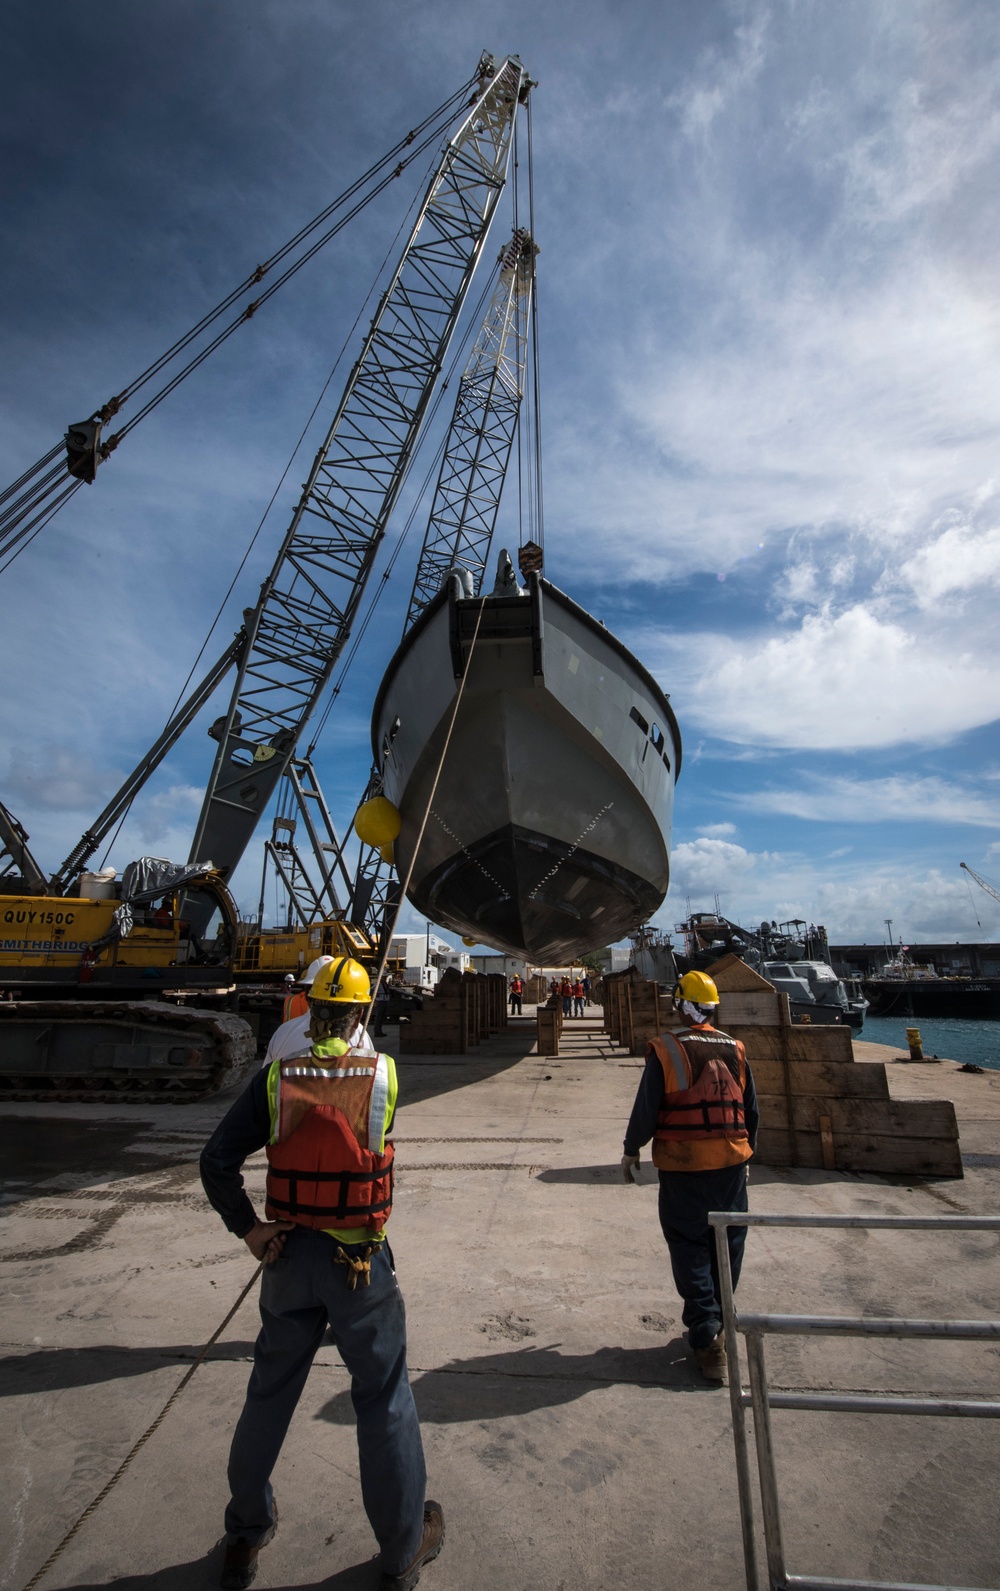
[387,931,469,987]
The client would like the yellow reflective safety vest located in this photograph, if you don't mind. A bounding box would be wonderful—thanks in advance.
[649,1025,752,1173]
[264,1037,397,1243]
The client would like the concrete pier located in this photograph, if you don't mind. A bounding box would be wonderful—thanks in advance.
[2,1015,998,1590]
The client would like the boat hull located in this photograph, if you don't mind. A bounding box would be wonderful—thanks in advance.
[371,577,680,963]
[864,978,1000,1019]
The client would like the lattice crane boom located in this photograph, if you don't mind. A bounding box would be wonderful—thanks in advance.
[185,55,531,920]
[961,861,1000,905]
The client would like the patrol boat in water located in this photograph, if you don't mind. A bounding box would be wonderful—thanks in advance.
[371,562,681,964]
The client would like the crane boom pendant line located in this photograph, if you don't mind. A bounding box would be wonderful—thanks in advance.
[187,56,531,918]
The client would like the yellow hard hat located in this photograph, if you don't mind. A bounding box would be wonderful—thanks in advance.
[674,970,719,1005]
[309,957,371,1005]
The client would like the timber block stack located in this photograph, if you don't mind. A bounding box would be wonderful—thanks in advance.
[706,954,962,1178]
[463,970,491,1042]
[525,975,549,1006]
[398,967,474,1054]
[486,973,508,1031]
[602,967,678,1056]
[536,993,563,1056]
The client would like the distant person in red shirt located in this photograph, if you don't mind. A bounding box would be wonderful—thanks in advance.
[572,979,585,1017]
[509,975,523,1015]
[559,977,572,1017]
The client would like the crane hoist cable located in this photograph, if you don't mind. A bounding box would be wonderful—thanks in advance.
[0,75,477,570]
[161,156,442,728]
[526,90,545,554]
[91,175,439,874]
[304,271,500,757]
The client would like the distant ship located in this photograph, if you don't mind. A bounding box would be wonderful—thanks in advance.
[674,912,867,1028]
[371,567,680,963]
[864,957,1000,1020]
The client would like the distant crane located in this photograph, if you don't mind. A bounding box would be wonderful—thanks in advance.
[960,861,1000,909]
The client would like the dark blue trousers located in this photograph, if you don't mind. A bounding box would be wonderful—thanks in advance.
[658,1163,749,1350]
[225,1228,426,1573]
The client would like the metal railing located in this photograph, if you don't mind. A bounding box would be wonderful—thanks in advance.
[708,1211,1000,1591]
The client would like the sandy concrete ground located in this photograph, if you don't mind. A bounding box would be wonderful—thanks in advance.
[1,1012,999,1591]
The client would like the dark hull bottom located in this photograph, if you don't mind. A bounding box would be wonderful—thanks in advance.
[408,822,663,963]
[864,980,1000,1019]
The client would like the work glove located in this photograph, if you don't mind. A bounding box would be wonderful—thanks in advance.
[621,1153,641,1184]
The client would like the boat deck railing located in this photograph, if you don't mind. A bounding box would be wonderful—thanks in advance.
[708,1210,1000,1591]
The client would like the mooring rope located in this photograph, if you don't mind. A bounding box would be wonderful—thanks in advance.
[18,1260,264,1591]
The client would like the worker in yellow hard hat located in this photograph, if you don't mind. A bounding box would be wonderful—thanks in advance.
[264,955,376,1068]
[620,968,758,1384]
[200,955,443,1590]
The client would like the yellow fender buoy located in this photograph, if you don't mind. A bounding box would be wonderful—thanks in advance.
[354,796,402,849]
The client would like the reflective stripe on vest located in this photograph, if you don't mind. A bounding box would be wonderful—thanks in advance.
[650,1028,752,1172]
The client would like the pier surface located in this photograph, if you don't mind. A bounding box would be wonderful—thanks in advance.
[2,1018,999,1590]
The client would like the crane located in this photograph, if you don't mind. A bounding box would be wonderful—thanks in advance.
[960,861,1000,905]
[185,53,530,930]
[0,53,534,1099]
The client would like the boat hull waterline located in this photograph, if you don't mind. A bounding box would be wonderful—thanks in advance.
[371,576,681,964]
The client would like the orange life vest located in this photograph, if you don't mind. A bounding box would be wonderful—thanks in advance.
[649,1026,752,1173]
[282,990,309,1022]
[265,1049,394,1234]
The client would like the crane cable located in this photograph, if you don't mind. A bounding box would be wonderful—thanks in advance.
[0,76,476,570]
[91,155,440,874]
[91,143,495,875]
[304,271,498,755]
[17,1259,266,1591]
[526,90,545,554]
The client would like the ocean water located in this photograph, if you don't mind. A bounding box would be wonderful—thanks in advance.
[860,1014,1000,1071]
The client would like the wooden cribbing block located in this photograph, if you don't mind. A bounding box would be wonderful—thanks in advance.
[536,1004,560,1056]
[759,1095,957,1138]
[707,953,777,993]
[728,1022,854,1064]
[751,1059,887,1097]
[756,1094,961,1176]
[628,980,662,1057]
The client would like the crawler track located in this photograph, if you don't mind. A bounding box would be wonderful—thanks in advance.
[0,1000,257,1102]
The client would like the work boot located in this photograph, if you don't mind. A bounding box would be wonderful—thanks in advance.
[380,1501,445,1591]
[694,1333,728,1384]
[220,1503,278,1590]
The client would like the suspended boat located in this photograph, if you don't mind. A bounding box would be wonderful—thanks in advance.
[371,566,681,963]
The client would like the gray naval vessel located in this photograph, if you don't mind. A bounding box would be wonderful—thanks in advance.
[371,557,680,963]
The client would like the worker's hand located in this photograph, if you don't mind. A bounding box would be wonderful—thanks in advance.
[621,1153,641,1184]
[244,1220,294,1264]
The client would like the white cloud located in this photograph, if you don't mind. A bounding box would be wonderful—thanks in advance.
[697,821,736,837]
[733,774,1000,828]
[897,519,1000,608]
[670,836,758,896]
[643,606,1000,749]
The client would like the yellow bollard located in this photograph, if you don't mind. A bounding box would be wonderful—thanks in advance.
[906,1026,924,1061]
